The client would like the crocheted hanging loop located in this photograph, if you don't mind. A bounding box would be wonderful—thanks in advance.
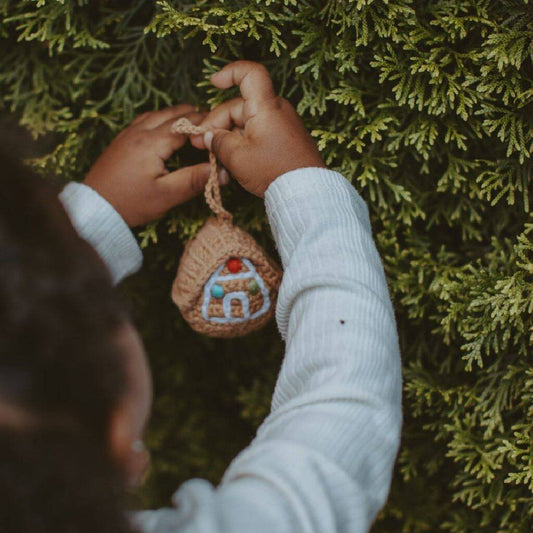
[169,117,282,338]
[171,117,232,224]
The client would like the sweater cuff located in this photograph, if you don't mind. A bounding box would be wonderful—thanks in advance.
[59,182,143,285]
[264,167,371,268]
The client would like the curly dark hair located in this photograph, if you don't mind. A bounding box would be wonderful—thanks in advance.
[0,147,135,533]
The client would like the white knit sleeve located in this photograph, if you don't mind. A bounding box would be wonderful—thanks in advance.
[131,167,402,533]
[59,182,143,285]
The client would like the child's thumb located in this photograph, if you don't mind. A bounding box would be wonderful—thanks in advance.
[204,128,244,172]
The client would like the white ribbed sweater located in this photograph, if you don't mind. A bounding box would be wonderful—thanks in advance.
[59,167,403,533]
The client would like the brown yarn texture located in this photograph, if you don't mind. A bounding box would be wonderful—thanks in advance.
[170,118,283,338]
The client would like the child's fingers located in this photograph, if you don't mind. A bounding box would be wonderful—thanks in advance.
[151,111,206,159]
[219,167,230,185]
[211,61,275,104]
[139,104,196,130]
[154,111,206,137]
[203,98,246,129]
[190,98,246,149]
[204,128,248,172]
[156,162,211,207]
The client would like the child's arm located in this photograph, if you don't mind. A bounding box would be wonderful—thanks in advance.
[133,62,402,533]
[59,105,215,284]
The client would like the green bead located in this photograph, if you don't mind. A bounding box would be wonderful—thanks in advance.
[211,284,224,298]
[248,279,260,295]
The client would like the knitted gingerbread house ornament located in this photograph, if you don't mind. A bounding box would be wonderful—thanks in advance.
[170,118,283,338]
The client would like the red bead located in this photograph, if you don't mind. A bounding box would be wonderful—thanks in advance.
[227,257,242,273]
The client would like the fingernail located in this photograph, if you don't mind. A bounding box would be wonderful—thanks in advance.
[204,131,213,150]
[219,168,229,185]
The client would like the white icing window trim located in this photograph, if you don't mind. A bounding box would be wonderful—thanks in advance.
[201,258,271,324]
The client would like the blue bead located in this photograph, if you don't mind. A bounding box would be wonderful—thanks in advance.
[211,284,224,298]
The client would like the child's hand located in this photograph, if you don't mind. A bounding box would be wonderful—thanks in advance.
[84,105,212,227]
[190,61,325,198]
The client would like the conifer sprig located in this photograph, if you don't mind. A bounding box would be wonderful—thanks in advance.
[0,1,531,529]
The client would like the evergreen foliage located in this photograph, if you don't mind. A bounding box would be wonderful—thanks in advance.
[1,1,532,530]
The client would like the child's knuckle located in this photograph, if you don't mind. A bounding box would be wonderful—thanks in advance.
[273,96,286,109]
[131,132,149,148]
[132,111,149,124]
[253,63,269,77]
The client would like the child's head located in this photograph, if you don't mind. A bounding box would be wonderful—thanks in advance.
[0,147,151,532]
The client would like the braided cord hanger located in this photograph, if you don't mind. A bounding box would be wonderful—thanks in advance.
[171,117,232,223]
